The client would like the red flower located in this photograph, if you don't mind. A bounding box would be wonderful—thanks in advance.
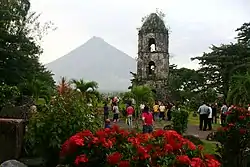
[119,160,130,167]
[206,158,221,167]
[164,144,173,153]
[239,128,247,134]
[191,157,204,167]
[239,115,245,120]
[107,152,123,165]
[198,145,204,151]
[177,155,191,165]
[74,154,88,165]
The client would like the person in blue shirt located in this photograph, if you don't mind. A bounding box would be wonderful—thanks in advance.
[104,119,111,129]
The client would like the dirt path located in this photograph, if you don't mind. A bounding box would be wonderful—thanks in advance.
[113,120,214,139]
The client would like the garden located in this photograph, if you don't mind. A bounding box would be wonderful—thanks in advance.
[1,1,250,167]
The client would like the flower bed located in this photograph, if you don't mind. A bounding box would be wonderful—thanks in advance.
[216,106,250,167]
[60,126,220,167]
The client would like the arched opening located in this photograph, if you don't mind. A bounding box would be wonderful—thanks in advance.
[148,38,156,52]
[148,61,156,75]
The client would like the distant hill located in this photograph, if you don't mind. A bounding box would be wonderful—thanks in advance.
[46,36,137,92]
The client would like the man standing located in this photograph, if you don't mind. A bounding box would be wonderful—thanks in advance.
[198,102,210,131]
[221,103,228,125]
[207,104,213,130]
[211,103,217,124]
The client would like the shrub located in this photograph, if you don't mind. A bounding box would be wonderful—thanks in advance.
[59,126,220,167]
[216,106,250,167]
[25,91,102,166]
[172,110,189,134]
[0,85,20,109]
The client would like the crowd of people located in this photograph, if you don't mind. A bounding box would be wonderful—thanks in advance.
[197,102,250,131]
[103,97,175,133]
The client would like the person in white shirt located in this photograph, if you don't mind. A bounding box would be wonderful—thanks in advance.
[207,104,213,130]
[159,103,166,120]
[248,104,250,111]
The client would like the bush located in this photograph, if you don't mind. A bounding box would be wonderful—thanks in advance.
[0,85,20,109]
[60,126,220,167]
[216,106,250,167]
[25,91,102,166]
[172,110,189,134]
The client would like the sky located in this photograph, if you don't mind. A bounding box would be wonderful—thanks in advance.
[30,0,250,69]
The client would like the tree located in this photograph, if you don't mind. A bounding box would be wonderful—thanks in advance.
[0,0,55,96]
[191,23,250,100]
[227,72,250,106]
[131,85,154,117]
[168,64,204,102]
[71,79,100,104]
[128,71,139,89]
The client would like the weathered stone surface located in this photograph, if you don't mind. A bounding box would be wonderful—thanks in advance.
[137,13,169,102]
[0,160,27,167]
[0,119,24,163]
[19,157,46,167]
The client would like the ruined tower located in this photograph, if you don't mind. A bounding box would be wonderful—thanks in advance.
[137,13,169,101]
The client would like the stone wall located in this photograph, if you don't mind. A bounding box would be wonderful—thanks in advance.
[0,118,25,163]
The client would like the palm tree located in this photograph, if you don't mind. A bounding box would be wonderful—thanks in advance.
[131,85,155,117]
[70,79,100,103]
[19,78,53,103]
[227,72,250,105]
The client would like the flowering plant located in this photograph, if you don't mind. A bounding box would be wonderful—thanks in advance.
[60,126,220,167]
[216,106,250,167]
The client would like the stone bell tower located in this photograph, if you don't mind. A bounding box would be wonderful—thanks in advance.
[137,13,169,101]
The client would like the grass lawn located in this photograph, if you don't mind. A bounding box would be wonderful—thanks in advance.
[188,113,221,129]
[201,139,218,154]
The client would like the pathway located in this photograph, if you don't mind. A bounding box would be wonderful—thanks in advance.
[113,119,214,139]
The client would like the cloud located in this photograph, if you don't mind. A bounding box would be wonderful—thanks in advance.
[30,0,250,69]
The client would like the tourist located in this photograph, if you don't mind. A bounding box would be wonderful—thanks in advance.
[220,102,228,125]
[159,102,166,120]
[112,102,119,123]
[211,103,217,124]
[103,102,109,121]
[104,119,111,129]
[126,102,134,128]
[142,105,154,134]
[153,101,160,121]
[197,102,210,131]
[207,104,213,130]
[167,102,173,121]
[140,103,145,113]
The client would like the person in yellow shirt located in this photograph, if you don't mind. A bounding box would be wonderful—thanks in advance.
[153,101,160,121]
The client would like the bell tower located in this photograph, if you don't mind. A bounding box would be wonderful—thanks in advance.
[137,13,169,101]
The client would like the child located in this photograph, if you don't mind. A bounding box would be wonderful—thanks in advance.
[104,119,111,129]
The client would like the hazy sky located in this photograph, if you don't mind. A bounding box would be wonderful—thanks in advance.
[30,0,250,69]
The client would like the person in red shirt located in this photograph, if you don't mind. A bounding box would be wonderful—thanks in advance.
[126,102,134,128]
[142,105,154,133]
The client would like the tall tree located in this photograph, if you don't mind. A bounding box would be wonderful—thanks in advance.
[191,23,250,100]
[0,0,55,94]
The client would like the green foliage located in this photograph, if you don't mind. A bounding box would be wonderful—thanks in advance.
[71,78,100,105]
[0,85,20,109]
[227,72,250,105]
[216,107,250,167]
[131,85,155,117]
[0,0,55,97]
[172,110,189,134]
[25,91,102,165]
[192,22,250,100]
